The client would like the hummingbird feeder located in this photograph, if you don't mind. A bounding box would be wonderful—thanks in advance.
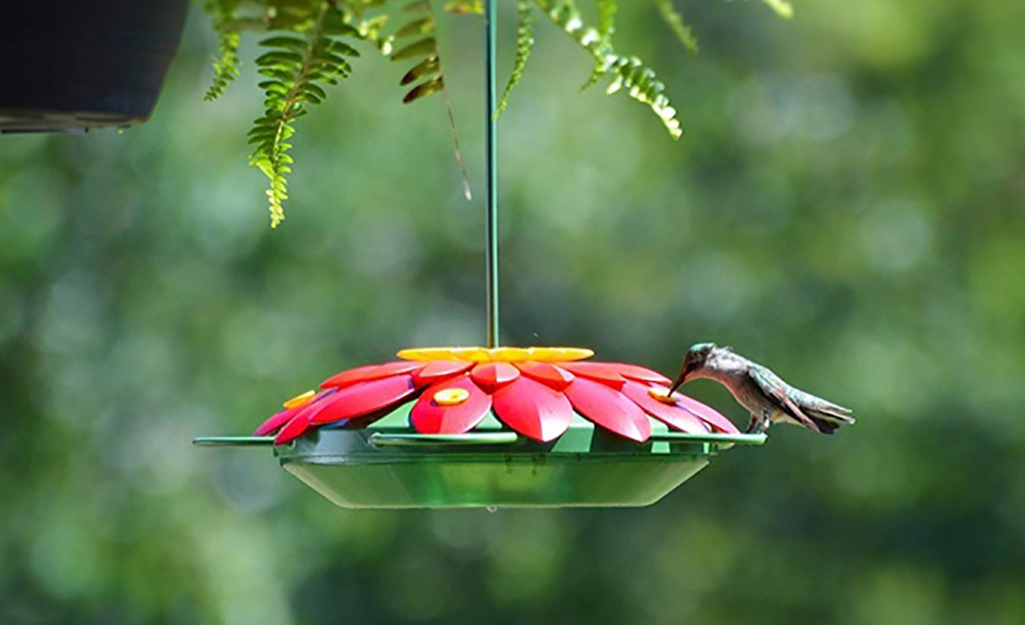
[194,0,766,509]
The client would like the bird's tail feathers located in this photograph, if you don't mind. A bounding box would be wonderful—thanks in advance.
[813,406,855,424]
[809,416,840,435]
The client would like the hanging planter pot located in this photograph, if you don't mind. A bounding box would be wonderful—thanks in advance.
[0,0,189,132]
[195,347,766,509]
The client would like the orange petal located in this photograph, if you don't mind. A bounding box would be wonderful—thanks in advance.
[283,389,316,409]
[397,346,594,363]
[397,347,491,362]
[523,347,594,362]
[256,389,336,436]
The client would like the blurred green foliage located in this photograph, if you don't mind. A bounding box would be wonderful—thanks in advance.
[2,0,1024,624]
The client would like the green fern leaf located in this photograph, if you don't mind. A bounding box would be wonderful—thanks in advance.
[404,76,446,103]
[401,56,442,85]
[761,0,794,19]
[597,0,616,41]
[444,0,483,15]
[395,16,436,38]
[392,0,472,199]
[495,0,535,118]
[248,2,362,227]
[203,0,242,101]
[258,35,309,50]
[392,37,439,61]
[534,0,682,139]
[653,0,697,53]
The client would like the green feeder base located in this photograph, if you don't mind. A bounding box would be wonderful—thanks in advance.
[195,406,765,509]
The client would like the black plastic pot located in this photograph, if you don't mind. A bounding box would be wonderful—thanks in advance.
[0,0,189,132]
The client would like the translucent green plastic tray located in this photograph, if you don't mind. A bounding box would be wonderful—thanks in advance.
[195,407,765,509]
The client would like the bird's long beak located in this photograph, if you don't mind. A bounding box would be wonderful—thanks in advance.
[667,370,687,395]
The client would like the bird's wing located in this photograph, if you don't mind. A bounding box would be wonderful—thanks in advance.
[749,367,818,430]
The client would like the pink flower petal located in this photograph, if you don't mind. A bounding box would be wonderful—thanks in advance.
[412,360,473,387]
[310,375,418,425]
[274,412,315,445]
[559,362,626,389]
[671,392,741,434]
[564,377,651,442]
[320,361,423,389]
[470,362,520,393]
[411,376,492,434]
[492,376,573,442]
[602,362,672,386]
[255,409,296,437]
[255,389,337,436]
[515,361,575,390]
[621,382,711,434]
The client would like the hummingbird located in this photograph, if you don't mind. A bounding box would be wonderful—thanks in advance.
[668,343,854,435]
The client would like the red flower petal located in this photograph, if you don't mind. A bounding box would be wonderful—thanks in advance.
[559,362,626,389]
[255,409,296,437]
[602,362,672,386]
[621,382,710,434]
[412,360,473,387]
[255,389,337,436]
[411,376,492,434]
[470,362,520,393]
[671,392,740,434]
[564,377,651,442]
[274,412,315,445]
[492,376,573,442]
[515,361,575,390]
[320,361,423,389]
[310,375,418,425]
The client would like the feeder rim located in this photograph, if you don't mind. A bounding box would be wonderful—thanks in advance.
[192,431,767,448]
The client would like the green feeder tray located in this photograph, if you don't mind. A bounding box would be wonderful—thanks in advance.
[195,404,765,509]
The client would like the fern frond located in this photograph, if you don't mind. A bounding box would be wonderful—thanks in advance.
[760,0,794,19]
[653,0,697,53]
[578,0,617,92]
[534,0,683,139]
[597,0,616,41]
[248,3,361,227]
[203,0,242,100]
[604,56,681,139]
[392,0,472,199]
[444,0,483,15]
[495,0,535,117]
[391,1,444,106]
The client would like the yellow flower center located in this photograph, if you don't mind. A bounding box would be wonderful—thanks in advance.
[648,387,677,405]
[283,389,316,409]
[397,346,594,363]
[434,388,471,406]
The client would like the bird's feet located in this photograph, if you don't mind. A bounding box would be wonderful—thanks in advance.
[745,414,769,434]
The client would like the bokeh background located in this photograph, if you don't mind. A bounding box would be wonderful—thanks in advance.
[3,0,1025,623]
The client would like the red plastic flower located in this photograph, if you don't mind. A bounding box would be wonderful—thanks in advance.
[255,347,740,445]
